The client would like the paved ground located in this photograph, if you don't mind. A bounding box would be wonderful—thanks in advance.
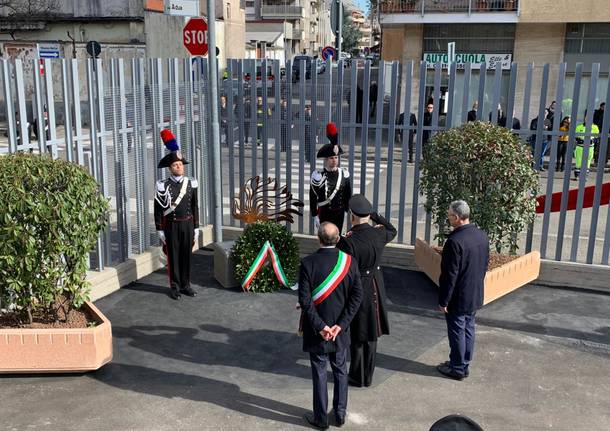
[2,251,610,431]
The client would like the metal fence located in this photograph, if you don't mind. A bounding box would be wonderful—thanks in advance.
[220,59,610,266]
[2,57,610,268]
[0,57,212,271]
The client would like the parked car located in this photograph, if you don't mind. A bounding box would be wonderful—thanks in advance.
[316,58,327,75]
[292,55,313,82]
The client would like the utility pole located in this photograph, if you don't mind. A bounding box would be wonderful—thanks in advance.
[335,0,342,59]
[208,0,222,242]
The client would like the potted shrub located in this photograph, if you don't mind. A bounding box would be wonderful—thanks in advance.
[0,154,111,373]
[416,121,541,304]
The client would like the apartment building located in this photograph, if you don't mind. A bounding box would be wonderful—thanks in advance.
[0,0,245,65]
[379,0,610,119]
[245,0,332,62]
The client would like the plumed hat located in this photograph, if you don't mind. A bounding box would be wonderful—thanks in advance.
[158,129,189,169]
[316,122,344,158]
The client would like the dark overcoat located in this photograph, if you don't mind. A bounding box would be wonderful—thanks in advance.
[298,248,363,354]
[336,213,397,342]
[438,224,490,314]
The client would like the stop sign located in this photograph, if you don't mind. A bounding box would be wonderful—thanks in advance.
[183,18,208,56]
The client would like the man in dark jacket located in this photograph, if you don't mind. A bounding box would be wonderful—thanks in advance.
[299,222,363,429]
[396,112,417,163]
[437,200,489,381]
[337,194,397,388]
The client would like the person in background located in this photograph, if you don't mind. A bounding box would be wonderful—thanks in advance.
[396,112,417,163]
[574,110,600,180]
[467,101,478,122]
[557,116,571,172]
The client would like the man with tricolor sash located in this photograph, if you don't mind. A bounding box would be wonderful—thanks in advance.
[298,222,363,429]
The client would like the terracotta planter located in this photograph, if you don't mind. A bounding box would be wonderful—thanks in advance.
[414,238,541,305]
[0,302,112,373]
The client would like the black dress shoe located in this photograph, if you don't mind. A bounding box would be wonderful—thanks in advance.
[443,361,469,377]
[169,289,181,300]
[180,286,197,297]
[303,413,328,430]
[437,363,465,381]
[334,414,345,427]
[348,377,363,388]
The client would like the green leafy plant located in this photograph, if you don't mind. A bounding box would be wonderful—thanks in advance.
[231,221,299,293]
[0,154,109,324]
[420,121,538,254]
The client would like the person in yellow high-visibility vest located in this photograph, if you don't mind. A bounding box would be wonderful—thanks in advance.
[574,110,599,179]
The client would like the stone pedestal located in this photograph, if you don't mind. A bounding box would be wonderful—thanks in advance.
[213,241,239,288]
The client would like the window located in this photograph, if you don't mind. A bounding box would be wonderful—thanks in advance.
[227,4,231,19]
[565,23,610,54]
[423,24,515,53]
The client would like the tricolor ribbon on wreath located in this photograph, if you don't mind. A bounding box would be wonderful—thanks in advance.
[241,240,290,290]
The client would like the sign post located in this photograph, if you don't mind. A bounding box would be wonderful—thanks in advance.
[448,42,455,64]
[183,18,209,56]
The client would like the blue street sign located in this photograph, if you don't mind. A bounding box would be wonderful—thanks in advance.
[321,46,336,61]
[38,43,60,59]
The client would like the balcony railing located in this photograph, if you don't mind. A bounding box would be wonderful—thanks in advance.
[380,0,518,14]
[261,4,304,18]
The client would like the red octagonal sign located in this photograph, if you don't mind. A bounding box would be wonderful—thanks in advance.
[183,18,208,56]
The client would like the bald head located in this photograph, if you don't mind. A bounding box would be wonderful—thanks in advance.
[318,222,340,247]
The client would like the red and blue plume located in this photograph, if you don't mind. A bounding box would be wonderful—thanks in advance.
[160,129,179,152]
[326,122,338,146]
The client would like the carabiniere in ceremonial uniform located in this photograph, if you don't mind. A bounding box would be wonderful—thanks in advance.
[310,123,352,232]
[337,194,397,388]
[154,129,199,300]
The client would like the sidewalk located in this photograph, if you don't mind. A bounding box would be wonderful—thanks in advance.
[1,252,609,430]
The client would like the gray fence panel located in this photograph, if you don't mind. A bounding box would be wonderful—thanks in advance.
[397,61,413,243]
[555,63,584,261]
[384,62,399,221]
[588,66,610,264]
[540,63,566,258]
[410,61,427,245]
[570,63,600,262]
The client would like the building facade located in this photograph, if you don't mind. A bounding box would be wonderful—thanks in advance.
[245,0,332,62]
[380,0,610,123]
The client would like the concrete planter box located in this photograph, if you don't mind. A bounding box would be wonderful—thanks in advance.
[414,238,541,305]
[0,301,112,374]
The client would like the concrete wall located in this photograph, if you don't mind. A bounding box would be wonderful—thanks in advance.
[144,11,189,58]
[519,0,610,23]
[0,21,144,45]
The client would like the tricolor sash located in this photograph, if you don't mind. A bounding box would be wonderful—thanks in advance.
[241,241,290,290]
[311,251,351,305]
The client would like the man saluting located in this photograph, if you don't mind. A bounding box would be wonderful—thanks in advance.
[154,129,199,300]
[337,194,397,388]
[310,123,352,233]
[299,222,363,429]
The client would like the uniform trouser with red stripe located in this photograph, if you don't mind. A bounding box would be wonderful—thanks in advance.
[164,219,194,292]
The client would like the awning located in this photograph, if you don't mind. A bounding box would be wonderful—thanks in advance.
[245,31,283,45]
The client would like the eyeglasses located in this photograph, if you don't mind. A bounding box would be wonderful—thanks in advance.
[426,106,433,110]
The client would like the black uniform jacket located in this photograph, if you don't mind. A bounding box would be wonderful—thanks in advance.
[336,213,397,342]
[310,168,352,215]
[439,224,490,314]
[298,248,363,354]
[154,177,199,231]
